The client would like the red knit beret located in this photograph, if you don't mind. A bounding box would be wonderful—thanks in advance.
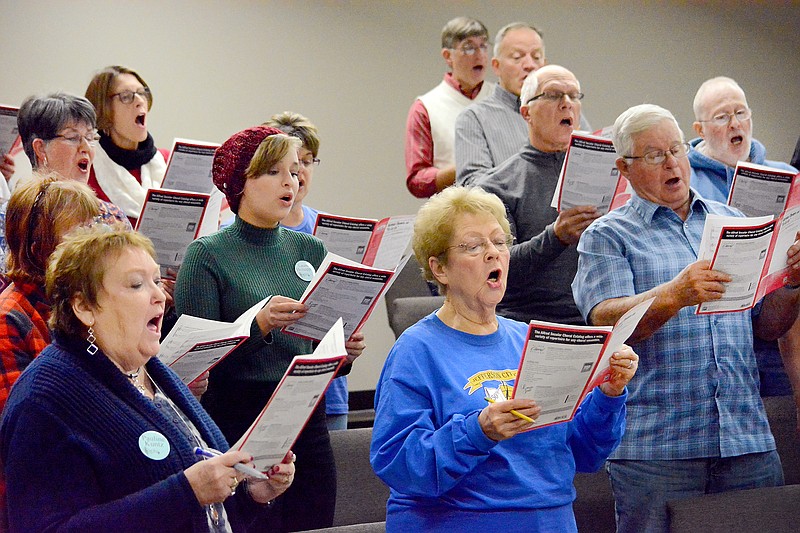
[212,125,284,214]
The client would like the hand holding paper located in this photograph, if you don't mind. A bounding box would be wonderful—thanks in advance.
[669,260,732,309]
[344,330,366,364]
[695,212,800,313]
[183,447,260,505]
[282,252,396,342]
[246,451,296,505]
[553,205,601,245]
[256,295,308,334]
[784,231,800,288]
[158,297,270,384]
[599,345,638,397]
[511,297,652,429]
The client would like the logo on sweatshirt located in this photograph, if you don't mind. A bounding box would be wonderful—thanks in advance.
[463,369,517,397]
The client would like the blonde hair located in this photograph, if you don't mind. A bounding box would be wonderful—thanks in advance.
[5,172,99,285]
[47,225,156,338]
[264,112,320,157]
[413,186,510,294]
[244,133,302,181]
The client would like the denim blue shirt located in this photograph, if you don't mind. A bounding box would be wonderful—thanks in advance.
[572,191,775,460]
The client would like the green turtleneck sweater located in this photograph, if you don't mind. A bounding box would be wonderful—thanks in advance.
[176,217,338,523]
[175,217,326,386]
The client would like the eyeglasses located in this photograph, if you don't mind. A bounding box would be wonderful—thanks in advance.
[300,157,320,168]
[698,108,751,127]
[111,87,151,104]
[452,42,490,56]
[445,235,514,256]
[53,131,100,147]
[624,142,691,165]
[527,91,584,104]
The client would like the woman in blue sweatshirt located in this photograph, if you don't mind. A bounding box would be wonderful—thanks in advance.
[370,186,638,533]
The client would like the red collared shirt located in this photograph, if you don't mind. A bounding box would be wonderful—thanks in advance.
[405,73,484,198]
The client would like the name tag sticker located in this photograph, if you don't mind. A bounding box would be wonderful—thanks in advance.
[139,431,170,460]
[295,260,315,282]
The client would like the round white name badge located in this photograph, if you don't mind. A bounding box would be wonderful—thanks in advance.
[139,431,170,460]
[295,260,315,282]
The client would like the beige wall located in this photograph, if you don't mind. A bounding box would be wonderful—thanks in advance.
[2,0,798,391]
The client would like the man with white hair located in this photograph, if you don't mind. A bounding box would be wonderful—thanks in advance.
[573,103,800,533]
[690,76,799,398]
[405,16,494,198]
[690,76,796,201]
[475,65,599,325]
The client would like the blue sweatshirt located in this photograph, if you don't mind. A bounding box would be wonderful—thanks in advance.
[689,137,797,204]
[370,313,627,533]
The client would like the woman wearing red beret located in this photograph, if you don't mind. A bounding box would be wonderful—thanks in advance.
[175,127,365,532]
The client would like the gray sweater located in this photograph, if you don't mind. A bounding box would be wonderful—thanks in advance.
[476,144,583,325]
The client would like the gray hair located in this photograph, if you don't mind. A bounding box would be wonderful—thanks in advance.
[692,76,746,120]
[612,104,683,158]
[519,65,578,108]
[441,16,488,49]
[493,22,543,58]
[18,92,97,168]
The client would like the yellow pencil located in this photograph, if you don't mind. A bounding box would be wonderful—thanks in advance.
[484,397,535,424]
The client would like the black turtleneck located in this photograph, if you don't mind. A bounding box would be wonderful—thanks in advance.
[98,132,158,170]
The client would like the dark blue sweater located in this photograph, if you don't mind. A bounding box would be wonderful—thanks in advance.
[0,334,266,532]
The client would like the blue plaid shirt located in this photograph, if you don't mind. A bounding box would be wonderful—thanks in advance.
[572,191,775,460]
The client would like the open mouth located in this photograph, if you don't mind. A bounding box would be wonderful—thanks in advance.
[135,113,146,126]
[730,135,743,146]
[560,117,574,127]
[281,193,294,204]
[666,177,681,186]
[473,65,484,73]
[147,313,163,333]
[488,269,501,282]
[77,159,90,171]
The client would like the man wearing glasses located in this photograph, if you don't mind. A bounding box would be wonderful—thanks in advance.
[689,76,800,402]
[404,17,494,198]
[455,23,591,187]
[475,65,599,326]
[573,103,800,533]
[689,77,796,203]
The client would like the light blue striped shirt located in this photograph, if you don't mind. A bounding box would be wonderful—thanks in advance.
[455,85,527,187]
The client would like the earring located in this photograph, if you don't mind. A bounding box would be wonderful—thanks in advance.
[86,327,98,355]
